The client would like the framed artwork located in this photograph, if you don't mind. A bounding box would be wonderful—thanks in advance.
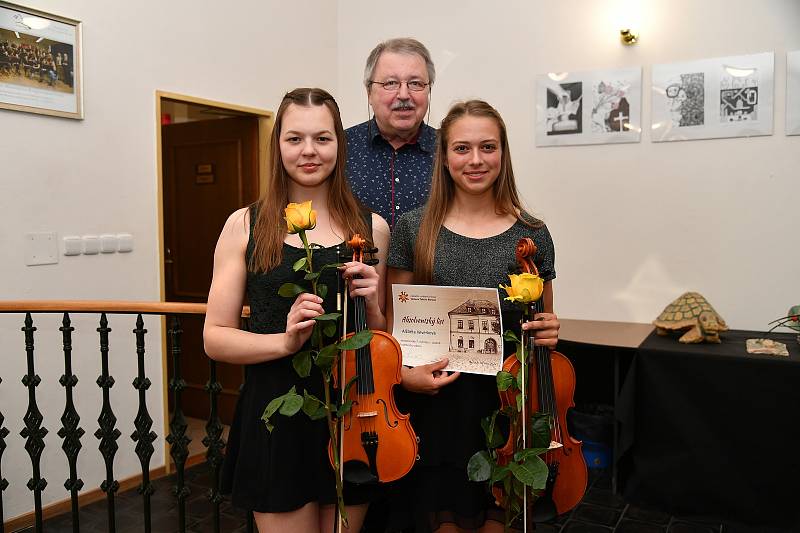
[651,52,773,142]
[0,1,82,119]
[535,67,642,146]
[787,50,800,136]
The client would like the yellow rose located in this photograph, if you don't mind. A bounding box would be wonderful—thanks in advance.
[499,273,543,304]
[284,200,317,234]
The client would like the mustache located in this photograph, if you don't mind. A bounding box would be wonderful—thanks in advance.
[391,100,415,111]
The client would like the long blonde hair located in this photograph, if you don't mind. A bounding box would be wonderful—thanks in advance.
[414,100,541,283]
[250,88,369,272]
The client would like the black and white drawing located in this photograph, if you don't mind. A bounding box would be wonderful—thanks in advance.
[536,68,641,147]
[546,82,583,135]
[787,50,800,136]
[720,67,758,122]
[652,52,774,142]
[665,72,705,127]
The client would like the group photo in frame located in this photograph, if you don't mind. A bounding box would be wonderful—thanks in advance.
[651,52,774,142]
[787,50,800,136]
[535,67,642,147]
[0,1,82,119]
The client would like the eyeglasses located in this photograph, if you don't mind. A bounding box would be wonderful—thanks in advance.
[368,80,430,92]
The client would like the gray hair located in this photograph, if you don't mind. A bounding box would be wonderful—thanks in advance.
[363,38,436,89]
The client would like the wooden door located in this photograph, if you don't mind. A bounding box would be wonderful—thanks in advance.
[162,116,259,424]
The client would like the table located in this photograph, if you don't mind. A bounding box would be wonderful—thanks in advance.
[617,329,800,529]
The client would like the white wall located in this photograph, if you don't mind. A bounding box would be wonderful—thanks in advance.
[337,0,800,330]
[0,0,337,521]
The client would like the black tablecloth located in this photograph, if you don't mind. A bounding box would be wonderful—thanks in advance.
[617,329,800,529]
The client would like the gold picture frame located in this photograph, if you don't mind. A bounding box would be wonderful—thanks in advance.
[0,1,83,119]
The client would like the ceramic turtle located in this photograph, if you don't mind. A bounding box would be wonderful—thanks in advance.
[653,292,728,343]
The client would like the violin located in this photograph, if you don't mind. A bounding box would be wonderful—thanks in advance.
[493,237,587,526]
[328,234,418,485]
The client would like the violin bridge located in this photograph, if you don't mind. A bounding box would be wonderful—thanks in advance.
[357,411,378,418]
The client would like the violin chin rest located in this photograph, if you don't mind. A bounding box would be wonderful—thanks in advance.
[343,460,379,485]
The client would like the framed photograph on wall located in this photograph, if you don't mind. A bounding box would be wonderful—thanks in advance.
[535,67,642,147]
[651,52,773,142]
[0,1,82,119]
[787,50,800,136]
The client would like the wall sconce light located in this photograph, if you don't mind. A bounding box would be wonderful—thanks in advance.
[620,29,639,45]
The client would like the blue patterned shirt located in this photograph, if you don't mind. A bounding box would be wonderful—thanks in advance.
[345,118,436,229]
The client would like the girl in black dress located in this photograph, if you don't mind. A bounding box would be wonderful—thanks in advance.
[204,88,390,532]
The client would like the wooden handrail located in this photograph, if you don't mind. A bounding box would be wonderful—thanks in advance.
[0,300,250,317]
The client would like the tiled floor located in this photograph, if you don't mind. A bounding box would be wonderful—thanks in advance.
[27,466,790,532]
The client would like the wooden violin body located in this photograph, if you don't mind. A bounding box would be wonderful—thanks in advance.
[493,348,587,516]
[328,234,418,485]
[329,330,417,483]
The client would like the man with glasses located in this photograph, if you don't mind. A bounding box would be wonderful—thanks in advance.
[346,38,436,229]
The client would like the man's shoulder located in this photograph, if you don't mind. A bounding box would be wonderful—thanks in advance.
[345,120,371,138]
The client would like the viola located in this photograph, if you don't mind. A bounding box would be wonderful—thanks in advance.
[328,234,418,485]
[493,237,587,526]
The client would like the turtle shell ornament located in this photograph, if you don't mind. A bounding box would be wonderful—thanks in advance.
[653,292,729,343]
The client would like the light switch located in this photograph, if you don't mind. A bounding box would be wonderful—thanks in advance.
[100,234,117,253]
[82,235,100,255]
[63,236,82,256]
[25,232,59,266]
[117,233,134,253]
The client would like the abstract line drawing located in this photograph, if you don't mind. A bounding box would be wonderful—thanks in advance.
[720,67,759,122]
[591,80,632,133]
[546,82,583,135]
[665,73,705,127]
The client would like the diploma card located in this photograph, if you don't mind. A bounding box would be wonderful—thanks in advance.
[391,284,504,376]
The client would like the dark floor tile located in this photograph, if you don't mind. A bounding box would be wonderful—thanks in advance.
[582,487,626,509]
[561,519,613,532]
[624,505,671,525]
[669,521,719,533]
[573,503,621,527]
[617,519,668,533]
[534,523,561,533]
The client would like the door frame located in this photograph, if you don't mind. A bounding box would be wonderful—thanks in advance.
[155,90,273,470]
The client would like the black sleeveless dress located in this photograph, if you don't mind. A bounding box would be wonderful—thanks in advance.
[221,208,372,512]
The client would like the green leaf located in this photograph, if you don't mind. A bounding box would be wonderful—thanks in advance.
[514,447,550,462]
[490,463,510,483]
[496,370,515,391]
[278,283,306,298]
[317,283,328,299]
[480,412,504,449]
[320,262,345,271]
[516,393,523,413]
[292,350,312,378]
[503,329,521,344]
[530,412,552,449]
[338,329,373,351]
[292,256,308,272]
[509,455,549,489]
[342,374,359,397]
[314,312,342,322]
[336,400,353,417]
[467,450,493,482]
[316,343,339,371]
[311,323,322,347]
[323,322,337,339]
[260,395,285,433]
[279,390,304,417]
[302,391,327,420]
[305,272,321,281]
[515,367,526,391]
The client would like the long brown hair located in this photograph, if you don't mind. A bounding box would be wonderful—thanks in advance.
[414,100,541,283]
[250,88,369,272]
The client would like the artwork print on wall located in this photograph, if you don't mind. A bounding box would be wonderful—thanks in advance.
[536,67,641,146]
[787,50,800,136]
[651,52,773,142]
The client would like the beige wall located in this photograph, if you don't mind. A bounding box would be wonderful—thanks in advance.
[337,0,800,330]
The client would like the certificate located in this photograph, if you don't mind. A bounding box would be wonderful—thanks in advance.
[391,284,504,376]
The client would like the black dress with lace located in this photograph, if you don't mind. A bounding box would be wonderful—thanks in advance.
[221,208,372,512]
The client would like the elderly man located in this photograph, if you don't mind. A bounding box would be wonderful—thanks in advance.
[346,38,436,229]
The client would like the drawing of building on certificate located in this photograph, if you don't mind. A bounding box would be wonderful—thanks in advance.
[392,284,504,376]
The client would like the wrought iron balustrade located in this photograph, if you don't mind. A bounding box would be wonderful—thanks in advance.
[0,300,252,533]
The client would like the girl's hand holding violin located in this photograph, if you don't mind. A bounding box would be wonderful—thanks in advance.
[341,261,380,311]
[522,312,560,349]
[283,293,325,355]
